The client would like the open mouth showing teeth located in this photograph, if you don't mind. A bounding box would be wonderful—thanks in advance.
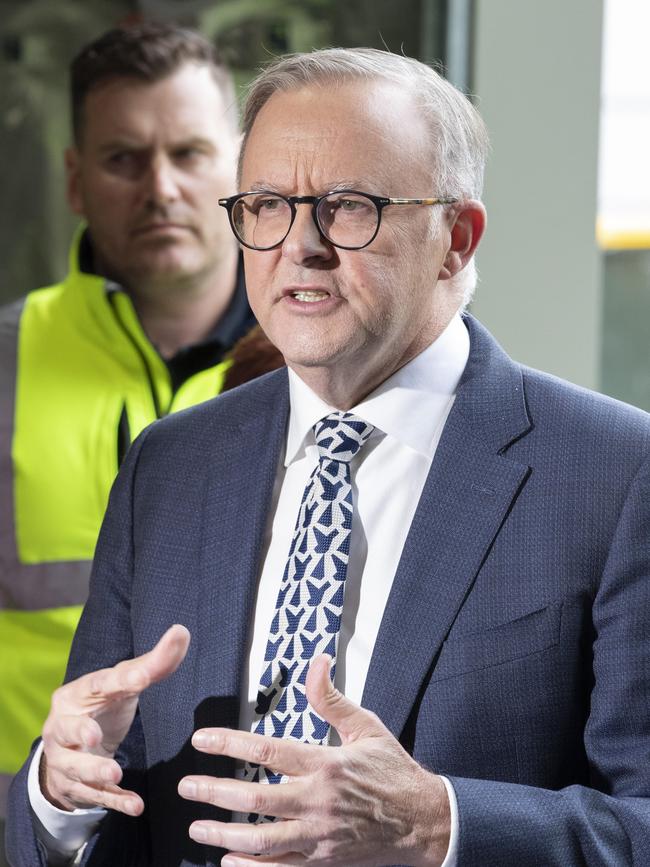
[292,290,329,302]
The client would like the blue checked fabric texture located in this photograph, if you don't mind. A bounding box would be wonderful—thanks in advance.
[242,411,374,816]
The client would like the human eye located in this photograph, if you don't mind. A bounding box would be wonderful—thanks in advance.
[248,194,286,217]
[330,193,373,215]
[172,144,212,166]
[339,197,366,211]
[106,150,134,167]
[104,150,141,179]
[174,146,200,161]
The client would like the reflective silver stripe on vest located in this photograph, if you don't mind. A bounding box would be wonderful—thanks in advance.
[0,298,91,611]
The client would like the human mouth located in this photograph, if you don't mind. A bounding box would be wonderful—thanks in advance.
[133,223,190,235]
[292,290,330,303]
[282,285,336,303]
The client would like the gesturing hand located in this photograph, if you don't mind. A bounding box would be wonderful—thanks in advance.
[178,655,451,867]
[40,624,190,816]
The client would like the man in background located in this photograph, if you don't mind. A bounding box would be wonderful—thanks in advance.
[0,21,282,860]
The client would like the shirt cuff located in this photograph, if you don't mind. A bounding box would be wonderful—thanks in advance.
[439,775,459,867]
[28,740,106,858]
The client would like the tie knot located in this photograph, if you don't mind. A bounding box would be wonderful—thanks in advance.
[313,412,374,463]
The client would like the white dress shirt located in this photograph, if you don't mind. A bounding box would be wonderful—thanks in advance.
[30,313,469,865]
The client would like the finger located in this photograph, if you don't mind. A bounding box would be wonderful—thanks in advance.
[44,713,104,750]
[192,729,316,778]
[71,624,191,710]
[221,856,304,867]
[188,817,308,856]
[306,655,387,744]
[49,777,144,816]
[46,744,123,787]
[178,775,307,819]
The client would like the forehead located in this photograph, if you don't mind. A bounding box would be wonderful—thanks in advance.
[80,63,236,146]
[241,80,433,194]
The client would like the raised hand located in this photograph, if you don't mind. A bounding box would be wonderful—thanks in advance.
[40,624,190,815]
[178,654,451,867]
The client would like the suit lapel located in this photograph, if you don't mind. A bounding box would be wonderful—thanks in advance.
[362,317,533,738]
[194,372,290,720]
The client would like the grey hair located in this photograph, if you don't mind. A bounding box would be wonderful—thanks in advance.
[239,47,489,200]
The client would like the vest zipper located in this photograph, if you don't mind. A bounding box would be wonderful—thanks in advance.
[108,293,164,420]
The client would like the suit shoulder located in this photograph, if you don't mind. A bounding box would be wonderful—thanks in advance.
[521,364,650,454]
[144,367,289,449]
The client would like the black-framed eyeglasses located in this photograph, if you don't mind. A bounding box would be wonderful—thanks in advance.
[218,189,458,251]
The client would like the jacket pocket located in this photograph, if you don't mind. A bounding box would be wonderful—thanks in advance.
[431,600,563,682]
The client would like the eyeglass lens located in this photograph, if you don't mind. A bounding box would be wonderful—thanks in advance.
[231,192,379,250]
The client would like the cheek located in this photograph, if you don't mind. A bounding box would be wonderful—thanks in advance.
[82,179,129,221]
[340,256,395,315]
[241,255,274,309]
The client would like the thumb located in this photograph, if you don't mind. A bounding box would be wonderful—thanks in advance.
[135,623,191,688]
[85,623,191,702]
[306,654,388,745]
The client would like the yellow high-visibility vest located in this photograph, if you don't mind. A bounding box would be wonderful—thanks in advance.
[0,233,231,790]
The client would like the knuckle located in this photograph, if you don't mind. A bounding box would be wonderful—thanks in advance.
[320,754,342,784]
[64,780,85,804]
[199,824,222,846]
[252,827,273,855]
[244,785,268,814]
[200,780,218,804]
[207,731,224,753]
[98,791,114,810]
[50,686,66,710]
[104,790,125,812]
[323,795,344,821]
[42,716,56,742]
[63,759,82,782]
[252,738,276,766]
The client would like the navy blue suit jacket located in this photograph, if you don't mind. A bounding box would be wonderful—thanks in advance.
[7,316,650,865]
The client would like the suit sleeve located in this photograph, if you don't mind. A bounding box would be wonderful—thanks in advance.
[449,453,650,865]
[5,428,153,867]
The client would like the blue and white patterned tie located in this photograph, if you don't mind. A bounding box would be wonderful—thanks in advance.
[243,411,374,817]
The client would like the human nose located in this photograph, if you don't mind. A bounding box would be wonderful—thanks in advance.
[281,202,333,264]
[144,155,181,205]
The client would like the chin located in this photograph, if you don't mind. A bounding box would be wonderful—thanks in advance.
[282,345,348,370]
[135,255,199,283]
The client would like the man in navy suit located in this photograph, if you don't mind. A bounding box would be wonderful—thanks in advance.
[7,47,650,866]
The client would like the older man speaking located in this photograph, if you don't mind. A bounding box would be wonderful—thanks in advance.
[7,48,650,867]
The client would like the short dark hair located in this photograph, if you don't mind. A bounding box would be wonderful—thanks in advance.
[70,22,237,143]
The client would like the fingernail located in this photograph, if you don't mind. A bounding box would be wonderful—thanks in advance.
[179,779,197,798]
[221,858,237,867]
[189,822,208,842]
[125,799,141,816]
[192,731,210,749]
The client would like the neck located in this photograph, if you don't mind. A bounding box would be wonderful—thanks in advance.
[289,365,388,411]
[125,250,239,359]
[289,306,461,410]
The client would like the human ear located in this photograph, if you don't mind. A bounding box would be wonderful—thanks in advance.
[65,147,85,217]
[438,201,487,280]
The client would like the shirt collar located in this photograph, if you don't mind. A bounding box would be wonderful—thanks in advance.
[80,229,254,358]
[285,312,470,466]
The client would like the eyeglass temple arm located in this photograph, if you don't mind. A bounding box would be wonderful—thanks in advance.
[387,197,458,205]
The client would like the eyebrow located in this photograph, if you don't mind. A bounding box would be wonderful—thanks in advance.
[97,136,217,155]
[244,179,371,193]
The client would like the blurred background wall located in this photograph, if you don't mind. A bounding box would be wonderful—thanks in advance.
[0,0,647,408]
